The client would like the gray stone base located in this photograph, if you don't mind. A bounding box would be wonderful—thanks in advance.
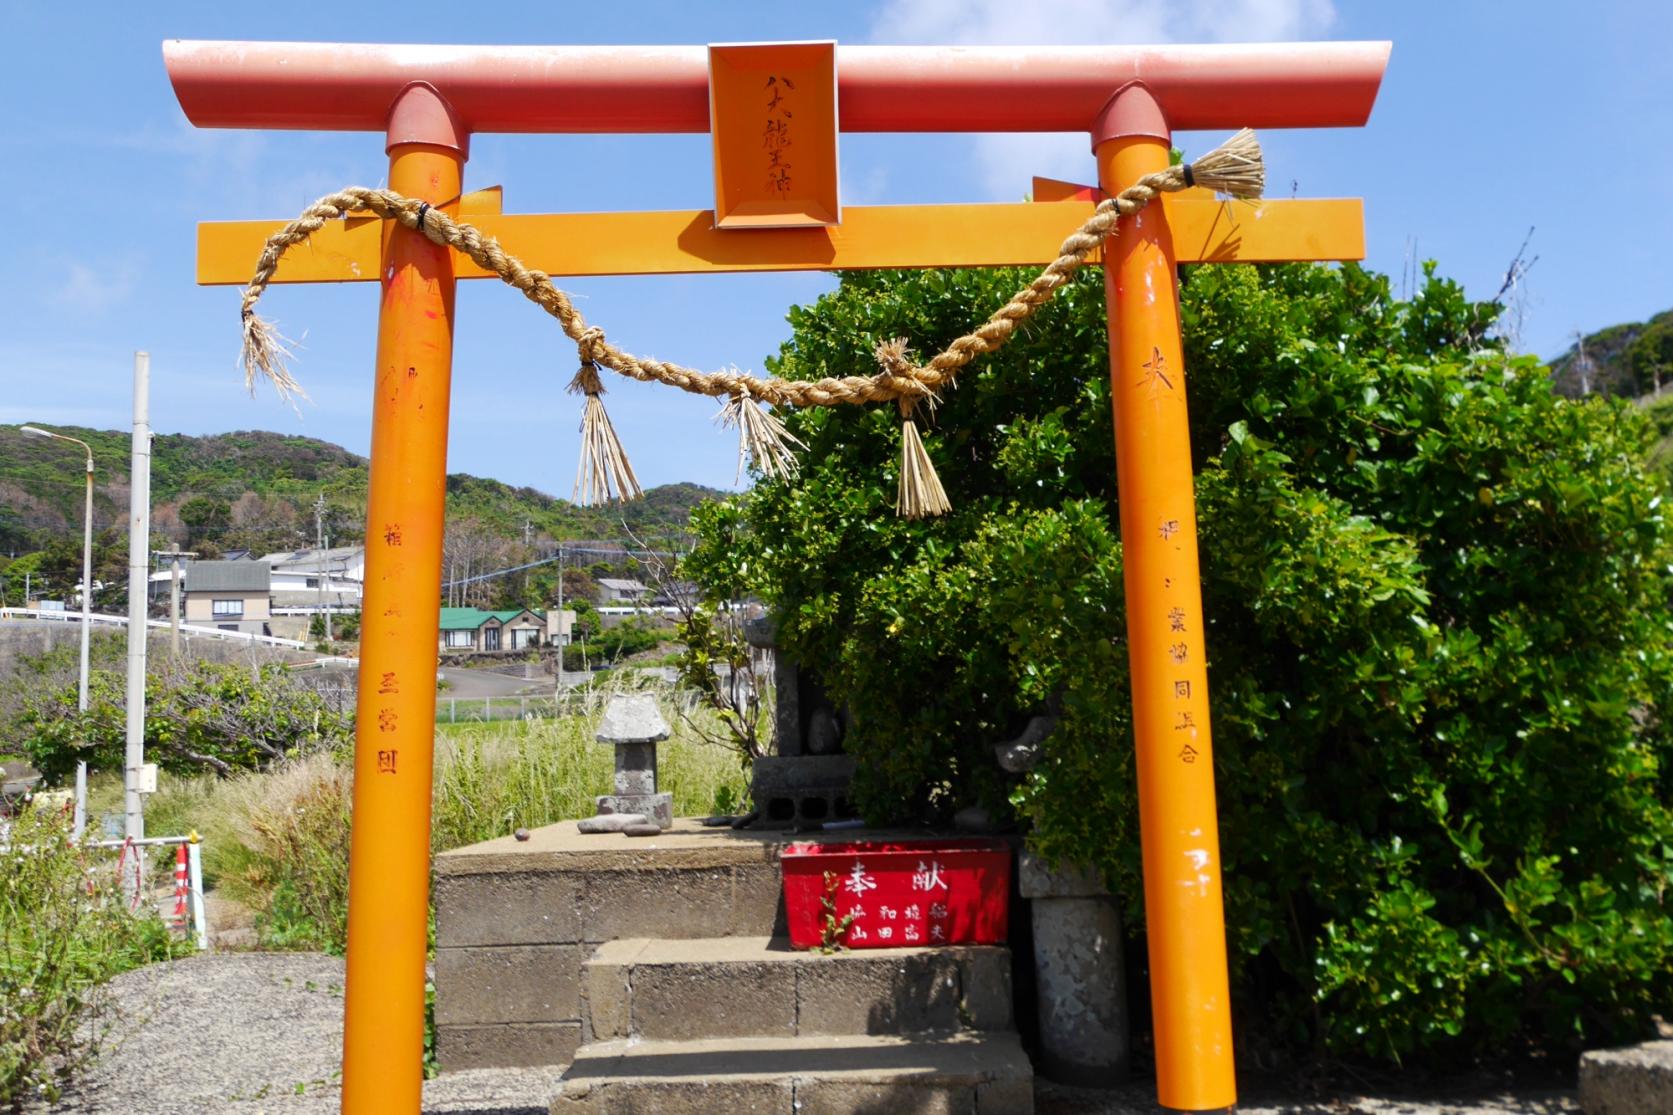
[1019,853,1128,1087]
[1580,1039,1673,1114]
[597,792,672,830]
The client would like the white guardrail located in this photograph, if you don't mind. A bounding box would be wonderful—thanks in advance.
[0,607,306,649]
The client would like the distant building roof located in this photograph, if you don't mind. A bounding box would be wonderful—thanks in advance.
[186,561,271,593]
[597,578,649,593]
[257,545,364,575]
[439,607,546,631]
[439,607,491,631]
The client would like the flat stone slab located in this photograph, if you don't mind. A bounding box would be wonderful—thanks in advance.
[436,817,974,876]
[576,813,648,834]
[555,1032,1034,1114]
[1580,1039,1673,1114]
[595,694,670,744]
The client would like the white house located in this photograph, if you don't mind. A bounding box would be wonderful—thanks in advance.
[257,545,365,612]
[596,577,650,605]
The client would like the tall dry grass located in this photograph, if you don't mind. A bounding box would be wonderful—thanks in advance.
[144,679,754,950]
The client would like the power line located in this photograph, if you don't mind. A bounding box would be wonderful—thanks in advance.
[439,543,682,590]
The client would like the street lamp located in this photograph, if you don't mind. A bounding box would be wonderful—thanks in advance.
[20,425,95,714]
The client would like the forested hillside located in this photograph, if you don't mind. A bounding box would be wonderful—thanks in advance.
[0,426,720,556]
[0,426,722,608]
[1547,308,1673,398]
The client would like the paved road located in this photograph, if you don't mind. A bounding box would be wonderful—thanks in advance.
[437,666,550,699]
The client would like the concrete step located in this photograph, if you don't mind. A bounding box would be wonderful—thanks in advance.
[583,936,1012,1043]
[554,1032,1034,1114]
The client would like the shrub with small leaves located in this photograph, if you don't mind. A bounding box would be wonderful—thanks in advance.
[687,259,1673,1064]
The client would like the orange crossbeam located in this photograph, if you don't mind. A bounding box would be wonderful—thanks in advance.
[195,195,1364,286]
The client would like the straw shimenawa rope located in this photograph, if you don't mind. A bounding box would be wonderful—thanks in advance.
[238,129,1263,513]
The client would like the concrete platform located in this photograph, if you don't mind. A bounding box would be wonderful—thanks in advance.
[432,818,1009,1072]
[554,1032,1035,1115]
[584,936,1012,1042]
[436,816,944,876]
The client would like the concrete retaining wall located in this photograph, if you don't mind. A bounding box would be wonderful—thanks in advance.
[432,823,789,1071]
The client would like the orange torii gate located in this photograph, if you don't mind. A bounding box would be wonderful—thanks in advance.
[166,39,1389,1114]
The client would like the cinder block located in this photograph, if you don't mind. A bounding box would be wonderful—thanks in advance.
[433,944,581,1027]
[730,863,789,937]
[433,1020,580,1071]
[975,1074,1036,1114]
[957,948,1014,1031]
[583,954,634,1041]
[577,869,734,943]
[795,1080,973,1115]
[632,960,796,1041]
[796,953,961,1036]
[433,870,580,947]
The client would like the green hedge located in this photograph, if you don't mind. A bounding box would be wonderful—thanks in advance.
[684,260,1673,1063]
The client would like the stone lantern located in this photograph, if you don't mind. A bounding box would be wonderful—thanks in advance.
[578,694,673,832]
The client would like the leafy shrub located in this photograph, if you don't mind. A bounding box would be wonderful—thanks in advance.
[686,261,1673,1063]
[0,808,184,1106]
[560,618,668,670]
[20,659,351,782]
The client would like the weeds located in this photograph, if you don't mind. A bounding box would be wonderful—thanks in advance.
[145,680,753,952]
[0,809,184,1108]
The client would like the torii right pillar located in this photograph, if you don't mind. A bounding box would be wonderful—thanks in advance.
[1098,83,1234,1112]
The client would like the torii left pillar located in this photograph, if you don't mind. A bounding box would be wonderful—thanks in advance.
[341,82,463,1114]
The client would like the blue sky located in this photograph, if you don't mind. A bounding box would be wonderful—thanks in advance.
[1,1,1669,497]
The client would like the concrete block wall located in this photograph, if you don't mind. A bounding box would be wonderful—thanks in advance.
[432,831,788,1071]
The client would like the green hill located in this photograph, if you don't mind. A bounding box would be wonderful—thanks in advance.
[1548,309,1673,398]
[0,425,723,557]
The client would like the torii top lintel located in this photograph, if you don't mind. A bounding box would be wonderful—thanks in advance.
[162,40,1390,138]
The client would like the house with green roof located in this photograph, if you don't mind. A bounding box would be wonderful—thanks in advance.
[438,607,545,653]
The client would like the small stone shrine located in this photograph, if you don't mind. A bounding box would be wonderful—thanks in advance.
[743,615,856,827]
[578,694,672,832]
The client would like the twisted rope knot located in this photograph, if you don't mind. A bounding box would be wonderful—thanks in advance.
[576,326,607,370]
[874,337,937,416]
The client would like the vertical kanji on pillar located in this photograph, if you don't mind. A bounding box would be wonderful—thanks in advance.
[1096,83,1237,1113]
[341,83,465,1115]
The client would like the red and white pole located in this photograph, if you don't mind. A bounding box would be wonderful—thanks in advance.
[172,843,189,928]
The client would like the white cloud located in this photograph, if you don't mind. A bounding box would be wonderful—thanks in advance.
[867,0,1336,197]
[49,258,141,314]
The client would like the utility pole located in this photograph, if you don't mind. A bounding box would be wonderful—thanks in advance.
[1573,330,1593,396]
[154,546,198,659]
[554,543,564,672]
[124,352,152,843]
[314,493,331,642]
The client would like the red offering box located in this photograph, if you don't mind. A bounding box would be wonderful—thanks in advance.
[781,838,1011,950]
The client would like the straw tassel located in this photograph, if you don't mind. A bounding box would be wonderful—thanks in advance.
[872,337,950,519]
[568,361,643,506]
[239,298,307,410]
[1184,128,1264,199]
[896,399,951,519]
[717,392,805,483]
